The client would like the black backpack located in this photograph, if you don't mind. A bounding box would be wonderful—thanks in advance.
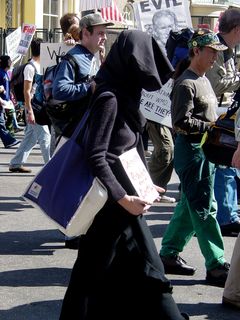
[166,28,193,65]
[44,53,91,137]
[11,61,37,102]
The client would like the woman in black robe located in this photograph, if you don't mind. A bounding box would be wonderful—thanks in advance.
[59,30,189,320]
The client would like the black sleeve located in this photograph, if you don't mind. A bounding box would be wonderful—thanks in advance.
[85,94,127,201]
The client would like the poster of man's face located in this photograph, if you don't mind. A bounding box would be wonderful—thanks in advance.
[152,10,178,47]
[134,0,192,53]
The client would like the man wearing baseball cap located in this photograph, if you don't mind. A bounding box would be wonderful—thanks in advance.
[159,28,230,288]
[79,12,114,29]
[51,13,114,137]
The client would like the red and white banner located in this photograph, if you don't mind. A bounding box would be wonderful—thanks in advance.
[101,1,124,23]
[79,0,124,23]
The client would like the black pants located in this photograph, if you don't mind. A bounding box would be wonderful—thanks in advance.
[59,203,186,320]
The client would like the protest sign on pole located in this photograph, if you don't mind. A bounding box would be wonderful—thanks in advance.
[133,0,192,53]
[40,43,101,75]
[5,27,22,64]
[140,78,173,128]
[134,1,192,127]
[40,43,71,74]
[17,24,36,56]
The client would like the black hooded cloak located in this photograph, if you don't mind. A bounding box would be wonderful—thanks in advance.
[59,30,186,320]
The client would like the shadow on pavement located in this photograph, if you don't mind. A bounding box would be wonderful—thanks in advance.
[0,300,62,320]
[0,196,33,212]
[0,229,65,255]
[0,267,71,287]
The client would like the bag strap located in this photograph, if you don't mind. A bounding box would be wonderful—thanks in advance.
[71,91,115,145]
[226,98,240,118]
[71,107,91,142]
[25,61,37,84]
[61,53,81,83]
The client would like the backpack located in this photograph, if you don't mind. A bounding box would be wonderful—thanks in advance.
[44,53,91,137]
[201,97,240,167]
[31,73,52,126]
[10,61,37,102]
[166,28,193,68]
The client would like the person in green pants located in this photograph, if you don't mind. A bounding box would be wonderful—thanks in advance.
[160,28,230,287]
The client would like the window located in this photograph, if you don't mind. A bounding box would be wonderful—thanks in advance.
[43,0,60,30]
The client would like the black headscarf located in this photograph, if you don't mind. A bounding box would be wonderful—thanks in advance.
[95,30,173,132]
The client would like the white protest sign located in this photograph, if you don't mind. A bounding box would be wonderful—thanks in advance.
[140,78,173,128]
[119,148,159,203]
[133,0,192,53]
[40,43,72,74]
[5,27,22,64]
[17,24,36,56]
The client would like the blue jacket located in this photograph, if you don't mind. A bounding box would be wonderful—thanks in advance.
[52,44,94,102]
[0,68,10,101]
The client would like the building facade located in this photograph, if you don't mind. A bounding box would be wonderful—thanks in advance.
[0,0,240,51]
[1,0,240,31]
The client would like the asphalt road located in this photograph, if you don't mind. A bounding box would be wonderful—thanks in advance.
[0,131,239,320]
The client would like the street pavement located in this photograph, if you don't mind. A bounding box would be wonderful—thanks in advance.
[0,130,239,320]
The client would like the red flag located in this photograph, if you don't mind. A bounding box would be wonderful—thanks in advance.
[101,0,124,23]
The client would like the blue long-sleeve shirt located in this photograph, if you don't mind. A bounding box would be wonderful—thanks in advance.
[52,44,94,101]
[0,68,10,101]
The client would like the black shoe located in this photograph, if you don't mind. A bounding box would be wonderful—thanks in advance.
[160,254,196,275]
[9,165,32,173]
[206,262,230,287]
[181,313,190,320]
[65,236,81,249]
[5,140,20,148]
[14,126,24,133]
[220,221,240,236]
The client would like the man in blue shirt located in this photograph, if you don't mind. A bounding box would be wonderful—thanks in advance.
[51,13,113,137]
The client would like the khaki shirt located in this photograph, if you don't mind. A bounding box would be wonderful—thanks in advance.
[206,49,240,105]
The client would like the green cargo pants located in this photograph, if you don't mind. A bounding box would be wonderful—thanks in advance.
[160,135,225,270]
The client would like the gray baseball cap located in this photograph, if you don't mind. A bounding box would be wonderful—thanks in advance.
[80,13,114,29]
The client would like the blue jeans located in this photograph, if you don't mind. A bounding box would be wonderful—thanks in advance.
[10,123,51,167]
[0,108,17,147]
[214,167,239,226]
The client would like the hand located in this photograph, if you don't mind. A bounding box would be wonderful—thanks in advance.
[153,184,165,203]
[206,121,215,131]
[26,109,35,124]
[0,85,5,94]
[118,194,152,216]
[64,38,76,46]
